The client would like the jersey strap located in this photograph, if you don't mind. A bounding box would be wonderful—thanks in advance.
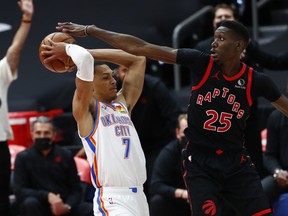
[246,67,253,106]
[192,56,214,91]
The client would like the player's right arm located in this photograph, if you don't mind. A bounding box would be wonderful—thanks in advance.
[57,22,178,64]
[67,45,95,137]
[41,42,95,137]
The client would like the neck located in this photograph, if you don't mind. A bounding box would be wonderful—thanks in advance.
[220,61,242,77]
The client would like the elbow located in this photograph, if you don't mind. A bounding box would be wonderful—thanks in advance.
[78,52,94,69]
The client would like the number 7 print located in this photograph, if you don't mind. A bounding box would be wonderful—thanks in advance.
[122,138,131,158]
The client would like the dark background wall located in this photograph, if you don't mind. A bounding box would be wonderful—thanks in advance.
[0,0,205,112]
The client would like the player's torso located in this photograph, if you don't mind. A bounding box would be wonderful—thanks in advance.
[82,101,146,188]
[187,62,252,150]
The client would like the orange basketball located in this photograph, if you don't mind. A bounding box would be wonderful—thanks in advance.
[39,32,77,73]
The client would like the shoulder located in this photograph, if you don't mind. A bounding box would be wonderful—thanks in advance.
[15,147,33,161]
[251,70,275,86]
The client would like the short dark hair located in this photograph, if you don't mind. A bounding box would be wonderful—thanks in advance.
[30,116,56,132]
[219,20,250,45]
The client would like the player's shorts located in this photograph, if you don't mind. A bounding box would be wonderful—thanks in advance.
[182,145,273,216]
[93,186,149,216]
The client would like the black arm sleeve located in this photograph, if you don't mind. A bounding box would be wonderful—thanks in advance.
[252,71,281,102]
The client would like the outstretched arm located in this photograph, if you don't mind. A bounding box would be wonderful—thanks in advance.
[56,22,178,64]
[88,49,146,112]
[40,41,95,137]
[6,0,34,74]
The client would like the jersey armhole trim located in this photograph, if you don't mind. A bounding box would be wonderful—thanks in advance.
[246,67,253,106]
[192,56,214,91]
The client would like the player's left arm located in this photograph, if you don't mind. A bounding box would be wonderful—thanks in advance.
[253,72,288,117]
[272,95,288,117]
[6,0,33,74]
[88,49,146,113]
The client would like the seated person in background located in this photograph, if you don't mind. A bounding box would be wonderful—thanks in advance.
[149,114,190,216]
[13,116,93,216]
[115,65,181,199]
[261,109,288,203]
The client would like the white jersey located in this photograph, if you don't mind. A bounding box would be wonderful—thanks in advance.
[80,100,146,188]
[0,57,17,141]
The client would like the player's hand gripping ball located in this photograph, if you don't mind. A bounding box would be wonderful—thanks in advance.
[39,32,76,73]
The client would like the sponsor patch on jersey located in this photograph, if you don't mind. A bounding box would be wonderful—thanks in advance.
[235,78,246,89]
[115,105,127,114]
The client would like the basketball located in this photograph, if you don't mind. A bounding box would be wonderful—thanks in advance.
[39,32,77,73]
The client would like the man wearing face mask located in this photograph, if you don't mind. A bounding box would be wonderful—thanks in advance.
[12,116,93,216]
[149,114,190,216]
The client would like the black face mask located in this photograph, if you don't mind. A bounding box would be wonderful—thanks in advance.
[179,136,188,149]
[34,138,53,151]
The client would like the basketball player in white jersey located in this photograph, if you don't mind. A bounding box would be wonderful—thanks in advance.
[41,41,149,215]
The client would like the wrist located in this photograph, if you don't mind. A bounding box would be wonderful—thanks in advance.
[22,14,32,23]
[84,25,90,36]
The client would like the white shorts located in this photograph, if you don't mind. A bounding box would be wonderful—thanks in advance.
[93,186,149,216]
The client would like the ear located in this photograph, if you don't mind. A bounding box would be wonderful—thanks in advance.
[235,40,245,52]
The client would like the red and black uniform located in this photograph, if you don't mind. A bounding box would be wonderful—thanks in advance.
[177,48,280,216]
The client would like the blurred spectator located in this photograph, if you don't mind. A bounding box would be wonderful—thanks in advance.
[194,3,267,178]
[13,116,93,216]
[0,0,33,215]
[149,113,190,216]
[261,110,288,203]
[115,65,181,199]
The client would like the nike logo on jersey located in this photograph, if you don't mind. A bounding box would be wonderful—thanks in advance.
[211,72,220,80]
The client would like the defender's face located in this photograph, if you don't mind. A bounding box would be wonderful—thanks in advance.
[211,26,239,64]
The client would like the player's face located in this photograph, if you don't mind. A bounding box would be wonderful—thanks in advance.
[211,26,240,65]
[94,65,118,102]
[213,8,235,29]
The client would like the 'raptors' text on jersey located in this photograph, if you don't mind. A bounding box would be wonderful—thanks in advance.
[186,57,252,150]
